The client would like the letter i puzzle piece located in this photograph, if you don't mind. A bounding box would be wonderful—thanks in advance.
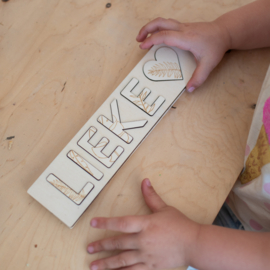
[27,45,196,228]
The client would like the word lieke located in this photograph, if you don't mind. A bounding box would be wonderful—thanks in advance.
[28,46,196,228]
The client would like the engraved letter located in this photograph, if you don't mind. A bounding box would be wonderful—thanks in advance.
[121,78,165,116]
[78,126,124,168]
[98,99,147,144]
[47,174,94,205]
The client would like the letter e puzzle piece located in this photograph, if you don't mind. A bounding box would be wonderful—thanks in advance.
[121,78,165,116]
[27,45,196,228]
[78,126,124,168]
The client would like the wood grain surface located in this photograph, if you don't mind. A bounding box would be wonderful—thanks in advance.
[1,0,270,269]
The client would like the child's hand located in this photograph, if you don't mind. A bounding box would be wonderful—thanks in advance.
[87,179,200,270]
[136,18,231,92]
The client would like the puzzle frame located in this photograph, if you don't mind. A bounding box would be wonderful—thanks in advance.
[28,45,196,228]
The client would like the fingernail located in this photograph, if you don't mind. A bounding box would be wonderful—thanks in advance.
[87,246,94,253]
[140,42,146,48]
[187,87,195,93]
[91,219,97,227]
[91,264,98,270]
[145,178,151,187]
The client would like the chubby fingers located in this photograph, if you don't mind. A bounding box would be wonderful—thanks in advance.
[139,30,190,51]
[137,17,181,42]
[88,233,138,254]
[90,251,142,270]
[141,178,167,212]
[90,215,145,233]
[186,57,220,92]
[115,264,147,270]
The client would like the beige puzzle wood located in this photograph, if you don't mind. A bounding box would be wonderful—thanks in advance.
[47,174,94,205]
[27,45,196,228]
[67,150,103,180]
[121,78,166,116]
[143,47,183,81]
[78,126,125,168]
[97,99,148,144]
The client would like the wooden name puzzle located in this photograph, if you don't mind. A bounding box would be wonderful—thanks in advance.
[28,45,196,228]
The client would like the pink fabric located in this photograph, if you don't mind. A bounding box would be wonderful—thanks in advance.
[245,144,250,156]
[263,183,270,194]
[263,97,270,143]
[249,219,263,231]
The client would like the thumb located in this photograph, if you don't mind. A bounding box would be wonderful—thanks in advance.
[186,59,214,92]
[141,178,167,212]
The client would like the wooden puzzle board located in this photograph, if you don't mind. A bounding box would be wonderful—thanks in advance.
[2,1,270,270]
[27,45,196,228]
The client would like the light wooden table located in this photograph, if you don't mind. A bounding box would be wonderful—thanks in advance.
[1,0,270,269]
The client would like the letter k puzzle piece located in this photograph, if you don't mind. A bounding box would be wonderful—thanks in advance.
[98,99,148,144]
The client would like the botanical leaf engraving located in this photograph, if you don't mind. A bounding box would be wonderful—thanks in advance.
[98,100,147,143]
[67,150,103,180]
[143,47,183,81]
[148,62,182,79]
[121,78,165,116]
[130,90,156,114]
[77,126,124,168]
[47,174,94,205]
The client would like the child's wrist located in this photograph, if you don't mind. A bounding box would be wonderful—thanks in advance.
[184,222,203,267]
[214,18,232,51]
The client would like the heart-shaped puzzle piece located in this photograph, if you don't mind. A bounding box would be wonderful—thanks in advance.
[143,47,183,81]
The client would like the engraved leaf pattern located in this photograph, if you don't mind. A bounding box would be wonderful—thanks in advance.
[79,127,123,167]
[130,90,155,114]
[49,178,87,204]
[98,115,132,143]
[88,127,97,139]
[109,148,122,162]
[92,139,109,160]
[69,150,94,176]
[91,138,123,164]
[148,61,182,79]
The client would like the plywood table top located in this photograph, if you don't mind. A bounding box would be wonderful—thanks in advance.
[1,0,270,270]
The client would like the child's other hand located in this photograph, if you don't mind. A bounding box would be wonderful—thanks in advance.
[136,18,231,92]
[87,179,200,270]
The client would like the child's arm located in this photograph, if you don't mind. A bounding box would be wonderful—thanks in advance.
[136,0,270,92]
[215,0,270,50]
[88,179,270,270]
[87,1,270,269]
